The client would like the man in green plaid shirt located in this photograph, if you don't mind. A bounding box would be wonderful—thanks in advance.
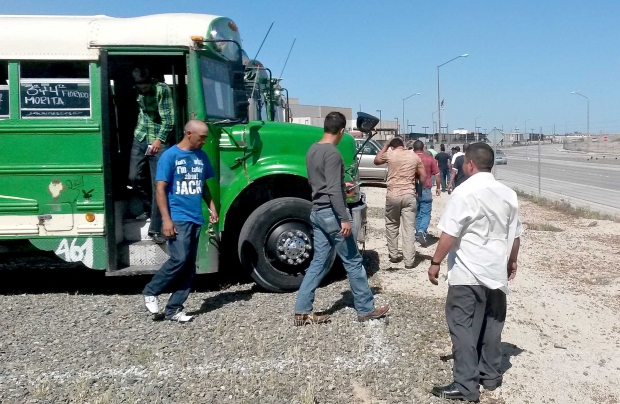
[128,67,175,244]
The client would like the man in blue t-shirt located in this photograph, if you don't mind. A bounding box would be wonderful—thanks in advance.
[142,120,218,322]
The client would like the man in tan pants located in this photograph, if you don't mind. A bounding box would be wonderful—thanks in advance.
[374,137,426,268]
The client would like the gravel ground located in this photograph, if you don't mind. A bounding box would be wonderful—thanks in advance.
[1,183,619,403]
[0,269,453,403]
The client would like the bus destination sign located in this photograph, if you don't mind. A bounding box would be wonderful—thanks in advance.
[20,80,91,118]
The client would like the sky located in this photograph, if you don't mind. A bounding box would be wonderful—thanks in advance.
[4,0,620,134]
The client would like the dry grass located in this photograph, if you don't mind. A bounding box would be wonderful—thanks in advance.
[514,189,620,222]
[299,379,317,404]
[525,222,563,232]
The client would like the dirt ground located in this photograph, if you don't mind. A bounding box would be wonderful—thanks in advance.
[363,183,620,404]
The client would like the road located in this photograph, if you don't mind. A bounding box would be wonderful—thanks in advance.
[495,144,620,214]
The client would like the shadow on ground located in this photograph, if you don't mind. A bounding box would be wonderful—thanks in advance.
[500,342,525,373]
[323,286,383,315]
[188,287,259,317]
[0,251,237,295]
[0,249,381,296]
[439,342,525,376]
[382,253,433,271]
[321,249,381,286]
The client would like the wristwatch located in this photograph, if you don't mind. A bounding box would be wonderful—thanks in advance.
[430,259,441,266]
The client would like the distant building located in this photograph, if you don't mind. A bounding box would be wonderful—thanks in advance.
[289,98,398,134]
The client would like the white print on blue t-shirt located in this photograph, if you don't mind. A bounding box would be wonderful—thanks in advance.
[156,146,215,225]
[174,159,204,195]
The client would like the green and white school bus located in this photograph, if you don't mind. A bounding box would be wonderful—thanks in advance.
[0,13,367,291]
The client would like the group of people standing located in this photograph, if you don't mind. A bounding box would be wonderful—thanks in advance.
[363,134,522,402]
[138,106,522,402]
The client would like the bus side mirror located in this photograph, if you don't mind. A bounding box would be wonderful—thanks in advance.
[356,112,379,134]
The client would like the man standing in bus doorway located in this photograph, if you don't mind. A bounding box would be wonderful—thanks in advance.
[143,120,218,322]
[128,67,175,244]
[294,112,389,325]
[374,137,426,269]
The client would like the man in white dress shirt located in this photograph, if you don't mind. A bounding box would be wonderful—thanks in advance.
[427,142,522,402]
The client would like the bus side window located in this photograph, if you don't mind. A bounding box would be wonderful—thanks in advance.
[19,61,91,119]
[20,61,89,79]
[0,61,8,119]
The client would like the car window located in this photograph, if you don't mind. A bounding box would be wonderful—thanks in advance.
[362,146,376,155]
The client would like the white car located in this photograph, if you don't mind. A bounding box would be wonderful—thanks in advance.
[355,138,388,182]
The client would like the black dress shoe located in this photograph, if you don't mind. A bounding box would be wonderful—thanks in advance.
[431,382,478,402]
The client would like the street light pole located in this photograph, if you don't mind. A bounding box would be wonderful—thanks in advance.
[402,93,420,137]
[437,54,468,144]
[395,117,399,135]
[524,118,532,158]
[423,126,429,135]
[474,115,483,142]
[571,92,589,139]
[376,109,382,130]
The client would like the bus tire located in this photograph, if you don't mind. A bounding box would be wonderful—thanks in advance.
[238,197,334,292]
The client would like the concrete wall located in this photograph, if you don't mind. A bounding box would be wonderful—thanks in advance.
[288,98,352,121]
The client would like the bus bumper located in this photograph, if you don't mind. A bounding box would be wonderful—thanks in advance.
[349,193,367,245]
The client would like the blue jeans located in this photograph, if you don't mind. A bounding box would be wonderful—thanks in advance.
[143,221,201,318]
[430,174,436,188]
[128,137,169,234]
[415,188,433,234]
[295,208,375,316]
[440,168,450,191]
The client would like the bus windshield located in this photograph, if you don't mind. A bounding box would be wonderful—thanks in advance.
[200,56,235,119]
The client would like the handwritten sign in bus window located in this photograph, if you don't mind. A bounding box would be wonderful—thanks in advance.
[19,79,91,118]
[0,85,8,118]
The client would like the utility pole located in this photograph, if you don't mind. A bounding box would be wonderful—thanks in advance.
[402,93,420,137]
[571,92,589,144]
[474,115,483,142]
[538,126,542,195]
[437,54,468,150]
[422,126,429,136]
[525,118,532,158]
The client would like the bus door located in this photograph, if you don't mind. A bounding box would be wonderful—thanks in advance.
[102,50,188,272]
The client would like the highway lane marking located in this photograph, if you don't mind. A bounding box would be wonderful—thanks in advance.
[498,171,620,200]
[506,157,620,172]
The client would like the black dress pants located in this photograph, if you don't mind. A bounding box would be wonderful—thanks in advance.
[445,285,507,401]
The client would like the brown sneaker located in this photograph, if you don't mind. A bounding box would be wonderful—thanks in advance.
[294,313,330,326]
[357,305,390,322]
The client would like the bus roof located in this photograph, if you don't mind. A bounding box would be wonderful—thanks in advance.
[0,13,224,60]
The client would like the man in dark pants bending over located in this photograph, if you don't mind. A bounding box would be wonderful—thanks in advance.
[427,143,522,401]
[143,120,218,322]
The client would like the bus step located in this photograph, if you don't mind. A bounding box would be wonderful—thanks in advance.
[106,265,160,276]
[118,240,169,267]
[122,218,152,242]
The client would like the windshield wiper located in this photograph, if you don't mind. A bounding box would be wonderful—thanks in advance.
[212,118,243,125]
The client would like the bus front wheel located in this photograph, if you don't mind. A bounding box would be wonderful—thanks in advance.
[238,197,333,292]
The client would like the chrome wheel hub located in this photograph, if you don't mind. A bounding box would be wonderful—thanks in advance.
[276,230,312,265]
